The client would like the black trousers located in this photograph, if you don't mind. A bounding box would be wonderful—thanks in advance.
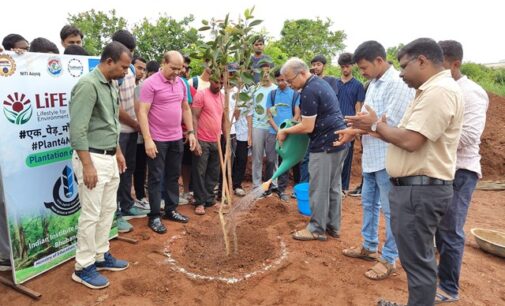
[147,139,183,218]
[134,141,147,200]
[192,141,220,205]
[232,140,248,189]
[117,132,137,215]
[390,184,453,306]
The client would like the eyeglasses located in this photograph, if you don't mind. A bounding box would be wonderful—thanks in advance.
[285,72,300,84]
[400,57,418,70]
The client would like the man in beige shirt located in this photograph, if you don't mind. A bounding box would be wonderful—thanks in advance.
[342,38,463,306]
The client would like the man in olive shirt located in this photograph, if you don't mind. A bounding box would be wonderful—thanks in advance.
[69,41,131,289]
[343,38,463,306]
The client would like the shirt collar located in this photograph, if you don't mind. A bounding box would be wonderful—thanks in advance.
[158,71,178,84]
[302,75,316,90]
[419,70,451,91]
[375,65,396,83]
[94,67,110,85]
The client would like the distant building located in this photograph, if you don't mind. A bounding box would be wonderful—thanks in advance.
[483,61,505,68]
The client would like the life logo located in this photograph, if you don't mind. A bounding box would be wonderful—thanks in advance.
[44,165,80,216]
[3,92,33,125]
[47,57,63,77]
[0,54,16,77]
[67,58,83,77]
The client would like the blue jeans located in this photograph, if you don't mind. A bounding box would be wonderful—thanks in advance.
[299,146,310,183]
[361,169,398,264]
[436,169,478,297]
[341,140,354,191]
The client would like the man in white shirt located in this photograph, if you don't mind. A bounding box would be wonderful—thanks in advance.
[435,40,489,304]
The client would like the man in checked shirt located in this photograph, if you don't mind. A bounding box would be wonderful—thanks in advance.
[341,41,414,281]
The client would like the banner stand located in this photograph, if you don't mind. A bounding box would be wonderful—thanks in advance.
[0,275,42,300]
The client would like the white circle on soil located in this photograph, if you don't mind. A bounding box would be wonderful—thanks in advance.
[163,235,288,284]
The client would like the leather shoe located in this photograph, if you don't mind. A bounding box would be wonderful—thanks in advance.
[163,210,189,223]
[148,217,167,234]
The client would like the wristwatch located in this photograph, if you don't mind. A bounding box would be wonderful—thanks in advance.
[187,130,194,135]
[371,120,382,132]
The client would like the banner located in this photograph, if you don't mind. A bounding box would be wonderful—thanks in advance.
[0,51,116,284]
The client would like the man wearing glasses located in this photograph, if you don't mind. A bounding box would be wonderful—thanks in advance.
[278,58,351,241]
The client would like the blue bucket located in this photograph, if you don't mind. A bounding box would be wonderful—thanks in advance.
[294,183,311,216]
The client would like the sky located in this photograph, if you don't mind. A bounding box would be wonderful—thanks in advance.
[2,0,503,64]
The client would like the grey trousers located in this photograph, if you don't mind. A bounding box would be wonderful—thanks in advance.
[307,149,347,234]
[0,176,10,259]
[265,133,286,191]
[390,184,453,306]
[251,127,271,188]
[192,141,220,206]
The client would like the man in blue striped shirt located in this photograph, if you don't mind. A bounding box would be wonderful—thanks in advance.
[336,53,365,193]
[342,41,414,281]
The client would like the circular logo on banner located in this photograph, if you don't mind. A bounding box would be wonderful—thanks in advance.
[3,92,33,125]
[0,54,16,77]
[47,57,63,77]
[67,58,83,77]
[44,166,80,216]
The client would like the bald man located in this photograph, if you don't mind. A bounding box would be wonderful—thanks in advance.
[138,51,197,234]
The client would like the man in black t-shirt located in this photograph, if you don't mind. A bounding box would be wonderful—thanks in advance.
[278,58,352,241]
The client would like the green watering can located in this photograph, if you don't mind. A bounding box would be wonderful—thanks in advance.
[262,119,310,191]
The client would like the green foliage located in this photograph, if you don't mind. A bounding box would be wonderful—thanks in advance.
[132,15,201,63]
[278,18,346,63]
[67,9,127,56]
[462,63,505,96]
[264,41,289,68]
[386,44,404,69]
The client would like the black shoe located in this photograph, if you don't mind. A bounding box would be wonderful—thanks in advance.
[163,210,189,223]
[259,190,272,199]
[326,227,340,239]
[148,217,167,234]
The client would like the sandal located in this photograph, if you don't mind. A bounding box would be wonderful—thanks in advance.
[342,245,379,261]
[435,288,459,304]
[292,228,327,241]
[365,258,397,280]
[194,205,205,215]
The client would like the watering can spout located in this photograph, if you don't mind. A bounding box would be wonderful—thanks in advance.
[267,120,309,186]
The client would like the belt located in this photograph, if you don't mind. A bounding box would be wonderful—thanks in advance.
[390,175,452,186]
[89,147,116,156]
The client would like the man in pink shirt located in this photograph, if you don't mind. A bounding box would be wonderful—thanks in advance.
[138,51,196,234]
[191,79,225,215]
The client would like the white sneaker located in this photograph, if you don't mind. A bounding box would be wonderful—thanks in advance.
[179,196,189,205]
[234,188,246,197]
[134,197,150,210]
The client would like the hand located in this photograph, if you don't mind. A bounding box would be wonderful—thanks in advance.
[188,133,197,151]
[247,136,252,148]
[345,105,379,132]
[333,128,363,147]
[145,139,158,159]
[276,129,287,147]
[194,142,203,156]
[116,153,127,174]
[82,164,98,190]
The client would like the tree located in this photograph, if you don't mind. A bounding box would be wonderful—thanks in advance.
[132,15,202,62]
[278,18,346,63]
[386,44,404,68]
[196,7,262,255]
[67,10,127,56]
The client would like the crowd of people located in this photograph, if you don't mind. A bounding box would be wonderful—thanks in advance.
[0,25,489,306]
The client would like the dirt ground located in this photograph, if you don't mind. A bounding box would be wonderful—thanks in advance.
[0,94,504,306]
